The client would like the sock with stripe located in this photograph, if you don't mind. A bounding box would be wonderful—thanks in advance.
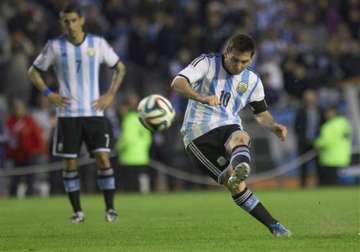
[232,187,277,228]
[63,170,82,213]
[230,145,251,168]
[97,168,116,211]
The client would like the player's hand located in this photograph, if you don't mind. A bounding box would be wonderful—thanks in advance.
[48,92,69,108]
[92,93,115,110]
[199,95,221,106]
[272,123,287,142]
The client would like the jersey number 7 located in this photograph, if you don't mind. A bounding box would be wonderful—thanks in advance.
[76,60,81,73]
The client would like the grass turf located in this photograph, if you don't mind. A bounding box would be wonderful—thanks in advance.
[0,187,359,252]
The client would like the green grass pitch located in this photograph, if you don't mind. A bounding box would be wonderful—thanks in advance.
[0,187,359,252]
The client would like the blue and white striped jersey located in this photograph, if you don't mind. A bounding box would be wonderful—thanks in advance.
[177,53,265,147]
[33,34,119,117]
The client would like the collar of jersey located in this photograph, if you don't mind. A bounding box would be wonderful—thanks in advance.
[65,33,87,46]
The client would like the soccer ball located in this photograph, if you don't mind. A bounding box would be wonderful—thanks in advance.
[137,94,175,132]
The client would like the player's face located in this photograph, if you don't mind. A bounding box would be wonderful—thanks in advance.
[224,50,253,75]
[60,12,84,37]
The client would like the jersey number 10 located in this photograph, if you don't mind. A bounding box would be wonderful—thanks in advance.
[220,90,231,107]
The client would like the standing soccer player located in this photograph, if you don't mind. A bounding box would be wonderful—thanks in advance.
[28,4,126,223]
[171,34,291,236]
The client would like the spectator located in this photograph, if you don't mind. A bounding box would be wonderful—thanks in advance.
[295,89,321,187]
[5,98,44,197]
[116,94,153,193]
[314,106,352,186]
[0,97,8,196]
[201,1,230,52]
[3,30,34,102]
[31,94,52,160]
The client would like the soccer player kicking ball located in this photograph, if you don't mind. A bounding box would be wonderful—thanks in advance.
[28,4,126,223]
[171,33,291,237]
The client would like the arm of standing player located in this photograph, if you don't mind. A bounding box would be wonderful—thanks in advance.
[27,66,69,107]
[171,76,220,106]
[255,110,287,142]
[92,61,126,110]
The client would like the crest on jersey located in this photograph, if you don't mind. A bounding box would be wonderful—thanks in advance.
[238,82,248,93]
[87,48,95,56]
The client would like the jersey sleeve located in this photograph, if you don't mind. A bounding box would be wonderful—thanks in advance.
[177,55,209,86]
[99,38,120,68]
[249,76,265,102]
[33,41,55,71]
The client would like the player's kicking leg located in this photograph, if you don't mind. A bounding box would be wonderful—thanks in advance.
[95,152,118,223]
[222,131,292,237]
[63,158,85,224]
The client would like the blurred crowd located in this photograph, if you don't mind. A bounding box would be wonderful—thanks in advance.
[0,0,359,196]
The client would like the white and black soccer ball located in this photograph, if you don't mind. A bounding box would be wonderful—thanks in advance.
[137,94,175,132]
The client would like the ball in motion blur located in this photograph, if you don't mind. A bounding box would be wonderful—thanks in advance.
[137,94,175,132]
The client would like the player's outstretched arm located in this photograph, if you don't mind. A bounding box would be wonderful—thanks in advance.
[171,76,220,106]
[27,66,69,107]
[255,110,287,142]
[92,61,126,110]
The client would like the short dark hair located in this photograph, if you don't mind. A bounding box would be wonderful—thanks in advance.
[225,34,255,56]
[59,4,83,18]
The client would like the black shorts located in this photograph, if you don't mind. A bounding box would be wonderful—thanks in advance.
[52,117,113,158]
[186,124,242,182]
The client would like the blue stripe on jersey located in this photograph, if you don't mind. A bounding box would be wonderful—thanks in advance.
[242,69,250,84]
[88,35,96,116]
[184,80,203,142]
[184,80,203,139]
[209,54,221,95]
[203,54,221,133]
[75,46,84,116]
[187,99,196,141]
[59,39,71,115]
[246,74,259,103]
[232,69,250,114]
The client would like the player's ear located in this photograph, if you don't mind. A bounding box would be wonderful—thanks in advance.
[59,18,66,31]
[80,16,85,26]
[59,14,64,25]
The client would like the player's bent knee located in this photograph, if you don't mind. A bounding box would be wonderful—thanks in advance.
[225,131,250,152]
[232,132,250,146]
